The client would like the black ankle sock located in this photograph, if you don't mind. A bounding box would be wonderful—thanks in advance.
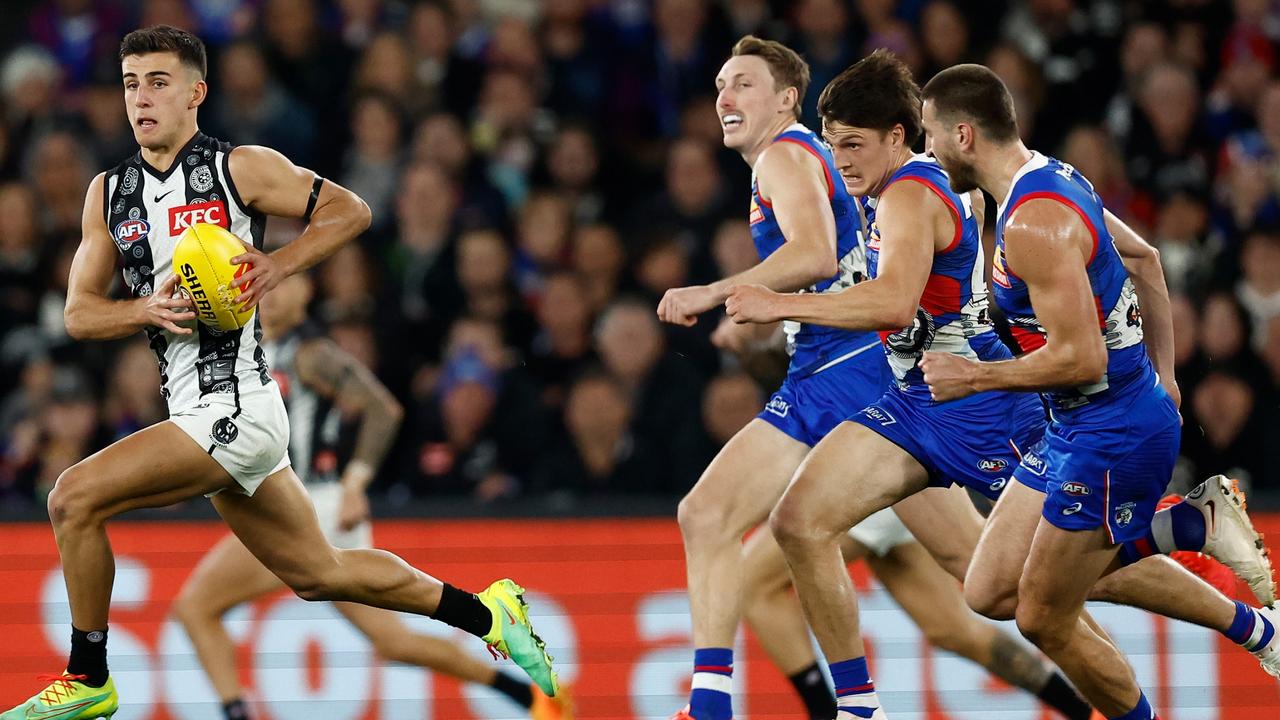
[223,698,251,720]
[1037,671,1093,720]
[490,670,535,707]
[788,662,836,720]
[431,583,494,639]
[66,626,108,687]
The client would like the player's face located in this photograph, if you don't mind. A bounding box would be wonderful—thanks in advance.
[921,100,979,193]
[715,55,792,151]
[121,52,205,149]
[822,119,900,197]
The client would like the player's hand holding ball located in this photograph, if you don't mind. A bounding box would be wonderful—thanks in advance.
[229,241,283,312]
[172,222,264,331]
[725,284,782,324]
[142,273,196,335]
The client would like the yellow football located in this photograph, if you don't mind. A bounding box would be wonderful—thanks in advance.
[172,222,255,331]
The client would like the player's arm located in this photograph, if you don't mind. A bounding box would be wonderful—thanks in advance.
[921,200,1106,400]
[226,145,372,310]
[295,337,403,530]
[657,143,836,326]
[725,179,938,331]
[1105,209,1178,406]
[65,173,195,340]
[294,337,405,493]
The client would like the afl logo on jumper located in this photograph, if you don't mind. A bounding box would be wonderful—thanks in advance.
[114,218,150,244]
[170,200,229,233]
[211,417,239,446]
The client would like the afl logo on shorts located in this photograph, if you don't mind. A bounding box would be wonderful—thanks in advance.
[210,417,239,446]
[1060,481,1091,497]
[977,458,1009,473]
[114,218,150,245]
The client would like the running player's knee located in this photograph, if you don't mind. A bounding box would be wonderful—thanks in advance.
[677,486,731,543]
[964,581,1017,621]
[769,498,826,553]
[47,463,99,528]
[280,566,339,602]
[289,579,333,602]
[171,588,215,628]
[1013,599,1069,652]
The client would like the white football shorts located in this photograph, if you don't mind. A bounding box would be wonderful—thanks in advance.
[169,387,291,496]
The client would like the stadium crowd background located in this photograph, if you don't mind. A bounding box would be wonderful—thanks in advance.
[0,0,1278,513]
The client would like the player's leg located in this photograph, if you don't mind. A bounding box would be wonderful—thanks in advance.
[332,602,572,717]
[49,422,238,631]
[680,420,810,647]
[889,484,986,582]
[1,423,241,717]
[210,467,559,695]
[171,533,287,717]
[770,421,929,719]
[869,541,1093,720]
[677,419,811,718]
[1090,554,1280,673]
[57,423,236,682]
[1017,519,1155,717]
[968,471,1280,680]
[740,529,875,720]
[964,479,1045,620]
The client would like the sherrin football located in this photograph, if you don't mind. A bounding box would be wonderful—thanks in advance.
[172,222,254,331]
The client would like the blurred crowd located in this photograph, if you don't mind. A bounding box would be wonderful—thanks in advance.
[1,0,1278,511]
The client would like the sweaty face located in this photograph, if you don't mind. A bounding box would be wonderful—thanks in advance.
[122,52,203,149]
[715,55,791,152]
[921,100,979,194]
[821,120,899,197]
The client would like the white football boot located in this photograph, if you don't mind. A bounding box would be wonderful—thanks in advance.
[1183,475,1276,606]
[1250,605,1280,678]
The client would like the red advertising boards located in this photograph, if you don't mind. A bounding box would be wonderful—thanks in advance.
[1,517,1278,719]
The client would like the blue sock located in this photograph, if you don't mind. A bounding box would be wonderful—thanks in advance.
[689,648,733,720]
[1109,690,1155,719]
[1223,601,1276,651]
[829,656,879,718]
[1118,501,1206,566]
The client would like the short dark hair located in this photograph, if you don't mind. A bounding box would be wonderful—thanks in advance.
[920,63,1019,143]
[731,35,810,120]
[818,49,921,144]
[119,25,207,79]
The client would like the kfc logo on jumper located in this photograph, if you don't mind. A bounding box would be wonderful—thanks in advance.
[169,200,228,233]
